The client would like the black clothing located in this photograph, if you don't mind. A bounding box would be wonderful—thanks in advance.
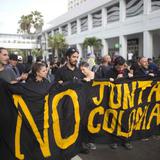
[96,64,112,78]
[55,64,84,83]
[132,65,153,77]
[105,67,129,79]
[17,63,26,75]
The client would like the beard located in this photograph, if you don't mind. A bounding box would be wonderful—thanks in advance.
[69,60,77,67]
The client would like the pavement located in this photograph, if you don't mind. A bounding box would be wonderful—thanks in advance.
[74,136,160,160]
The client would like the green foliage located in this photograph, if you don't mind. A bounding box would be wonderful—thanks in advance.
[48,33,68,57]
[31,49,43,57]
[18,11,44,34]
[83,37,102,49]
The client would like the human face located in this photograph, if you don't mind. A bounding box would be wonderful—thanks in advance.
[68,52,79,67]
[36,66,48,80]
[80,66,89,76]
[0,49,9,65]
[139,57,148,69]
[9,59,18,67]
[104,55,111,64]
[115,64,125,73]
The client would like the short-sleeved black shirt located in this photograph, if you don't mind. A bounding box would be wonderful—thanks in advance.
[55,65,84,83]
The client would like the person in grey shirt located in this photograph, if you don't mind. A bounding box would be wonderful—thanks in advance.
[0,47,17,83]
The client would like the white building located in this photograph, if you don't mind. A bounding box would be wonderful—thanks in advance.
[0,34,38,49]
[68,0,87,10]
[40,0,160,60]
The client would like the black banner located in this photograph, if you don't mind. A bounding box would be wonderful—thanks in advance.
[0,77,160,159]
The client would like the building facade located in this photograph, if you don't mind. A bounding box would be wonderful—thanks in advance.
[40,0,160,60]
[0,34,38,49]
[68,0,87,10]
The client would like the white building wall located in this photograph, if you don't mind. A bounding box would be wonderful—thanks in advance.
[44,0,160,59]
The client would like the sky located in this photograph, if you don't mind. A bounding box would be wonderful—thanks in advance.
[0,0,68,34]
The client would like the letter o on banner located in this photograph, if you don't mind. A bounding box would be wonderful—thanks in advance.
[52,89,80,149]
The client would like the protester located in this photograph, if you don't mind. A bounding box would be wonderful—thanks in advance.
[105,56,133,81]
[104,56,133,150]
[6,54,28,83]
[54,48,90,156]
[148,58,159,75]
[79,61,98,81]
[79,61,97,150]
[27,62,49,84]
[131,57,155,77]
[96,54,112,78]
[55,47,84,84]
[0,48,20,83]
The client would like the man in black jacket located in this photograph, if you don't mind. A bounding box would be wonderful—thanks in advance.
[105,56,132,80]
[104,56,133,150]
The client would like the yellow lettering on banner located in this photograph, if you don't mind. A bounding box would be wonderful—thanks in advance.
[117,110,129,138]
[102,109,117,134]
[138,81,152,105]
[123,82,137,109]
[128,109,136,137]
[88,106,104,133]
[135,106,149,130]
[146,104,160,129]
[109,83,122,109]
[92,81,110,105]
[52,89,80,149]
[13,95,51,158]
[148,82,160,102]
[15,113,24,159]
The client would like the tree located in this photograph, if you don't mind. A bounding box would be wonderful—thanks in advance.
[83,37,102,56]
[18,14,32,34]
[48,33,68,58]
[31,49,43,58]
[31,11,44,33]
[18,11,44,34]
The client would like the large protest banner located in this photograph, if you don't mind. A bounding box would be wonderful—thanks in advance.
[0,77,160,159]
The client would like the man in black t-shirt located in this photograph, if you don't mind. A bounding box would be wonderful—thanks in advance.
[55,47,84,84]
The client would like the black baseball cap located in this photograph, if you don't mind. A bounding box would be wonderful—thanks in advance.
[9,54,18,61]
[66,47,79,57]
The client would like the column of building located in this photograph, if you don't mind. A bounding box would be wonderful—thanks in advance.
[76,18,83,58]
[102,7,108,56]
[119,0,127,59]
[143,0,152,58]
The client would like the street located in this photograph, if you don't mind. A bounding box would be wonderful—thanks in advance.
[78,136,160,160]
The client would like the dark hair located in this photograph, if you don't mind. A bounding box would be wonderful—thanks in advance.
[66,47,79,57]
[0,47,7,53]
[79,61,89,68]
[114,56,126,66]
[27,63,46,81]
[9,54,18,61]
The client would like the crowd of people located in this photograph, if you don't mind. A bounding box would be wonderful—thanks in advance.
[0,46,160,159]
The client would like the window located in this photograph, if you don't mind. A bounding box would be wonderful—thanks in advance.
[71,21,77,34]
[151,0,160,11]
[92,10,102,28]
[126,0,143,18]
[54,29,59,34]
[62,25,68,36]
[107,3,119,23]
[80,16,88,32]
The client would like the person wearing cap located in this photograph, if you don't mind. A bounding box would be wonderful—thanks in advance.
[6,54,28,82]
[17,55,26,75]
[54,48,90,156]
[55,47,84,84]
